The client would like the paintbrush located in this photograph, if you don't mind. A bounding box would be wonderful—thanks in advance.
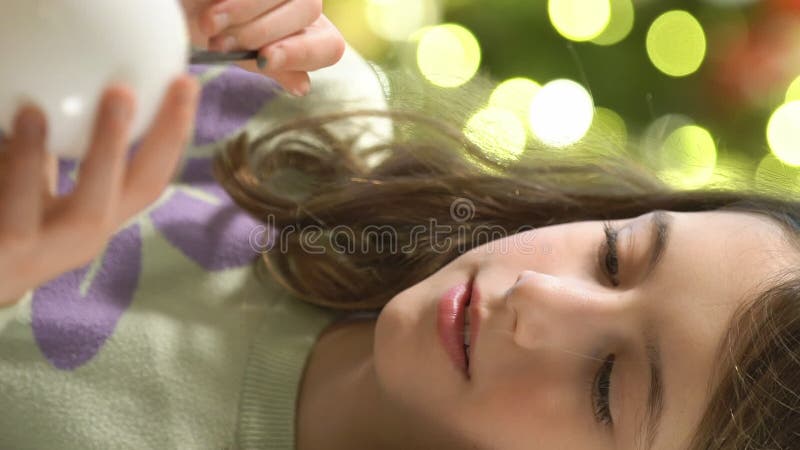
[189,50,259,64]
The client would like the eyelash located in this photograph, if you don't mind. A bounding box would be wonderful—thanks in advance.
[592,222,619,427]
[593,354,616,427]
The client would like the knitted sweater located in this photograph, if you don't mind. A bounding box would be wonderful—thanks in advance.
[0,45,389,450]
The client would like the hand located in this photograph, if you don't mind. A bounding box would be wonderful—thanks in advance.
[184,0,346,96]
[0,75,200,306]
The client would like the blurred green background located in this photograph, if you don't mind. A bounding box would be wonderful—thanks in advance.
[324,0,800,191]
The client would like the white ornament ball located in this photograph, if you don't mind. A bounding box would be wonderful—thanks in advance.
[0,0,189,158]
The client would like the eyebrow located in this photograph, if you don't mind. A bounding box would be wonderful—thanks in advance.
[635,211,671,449]
[638,330,665,450]
[642,210,671,282]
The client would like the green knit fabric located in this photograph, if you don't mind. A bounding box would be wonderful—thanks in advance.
[236,284,339,449]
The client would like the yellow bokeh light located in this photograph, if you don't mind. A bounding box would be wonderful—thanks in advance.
[416,24,482,88]
[464,107,527,163]
[592,0,634,46]
[548,0,611,42]
[365,0,439,41]
[756,153,800,193]
[581,107,628,153]
[646,10,707,77]
[489,77,542,127]
[767,101,800,166]
[324,0,390,59]
[786,75,800,103]
[708,153,752,191]
[658,125,717,189]
[529,79,595,148]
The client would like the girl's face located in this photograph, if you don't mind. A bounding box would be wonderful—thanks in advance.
[374,210,794,449]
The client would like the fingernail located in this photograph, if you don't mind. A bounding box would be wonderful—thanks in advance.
[220,35,237,52]
[269,48,285,71]
[257,55,268,71]
[212,13,230,33]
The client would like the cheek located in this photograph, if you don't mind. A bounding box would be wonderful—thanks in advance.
[372,275,458,409]
[373,287,422,396]
[461,378,580,449]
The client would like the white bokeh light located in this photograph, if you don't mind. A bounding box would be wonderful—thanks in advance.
[529,79,595,147]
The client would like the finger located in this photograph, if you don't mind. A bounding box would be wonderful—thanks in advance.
[40,152,58,208]
[200,0,285,36]
[119,75,200,219]
[270,70,312,97]
[257,17,346,73]
[0,106,47,242]
[208,0,322,52]
[65,85,136,229]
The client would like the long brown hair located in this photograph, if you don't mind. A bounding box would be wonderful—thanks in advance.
[214,109,800,449]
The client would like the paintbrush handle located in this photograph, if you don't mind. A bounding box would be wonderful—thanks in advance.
[189,50,259,64]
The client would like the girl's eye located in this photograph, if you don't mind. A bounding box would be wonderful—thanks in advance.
[601,222,620,286]
[593,354,616,426]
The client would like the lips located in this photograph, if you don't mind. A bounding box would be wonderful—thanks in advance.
[437,279,477,380]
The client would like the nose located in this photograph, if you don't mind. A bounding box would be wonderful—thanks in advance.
[506,270,637,351]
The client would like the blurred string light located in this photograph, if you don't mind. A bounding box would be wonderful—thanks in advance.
[591,0,635,46]
[657,125,717,189]
[641,114,694,156]
[708,153,753,190]
[416,24,481,88]
[786,75,800,103]
[580,107,628,152]
[646,10,707,77]
[489,78,542,130]
[529,79,595,147]
[767,101,800,166]
[548,0,611,42]
[756,153,800,193]
[464,108,527,163]
[365,0,440,41]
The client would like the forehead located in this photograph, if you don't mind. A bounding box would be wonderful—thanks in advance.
[641,210,795,450]
[673,210,793,291]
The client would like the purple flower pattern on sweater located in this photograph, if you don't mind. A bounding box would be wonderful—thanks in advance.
[31,66,278,370]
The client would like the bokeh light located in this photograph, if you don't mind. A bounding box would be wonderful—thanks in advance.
[708,153,753,190]
[657,125,717,188]
[641,114,695,158]
[786,75,800,103]
[328,0,800,187]
[529,79,595,147]
[548,0,612,42]
[756,153,800,193]
[646,10,707,77]
[581,107,628,153]
[416,24,482,88]
[489,77,542,128]
[592,0,635,46]
[464,107,527,163]
[767,101,800,166]
[365,0,440,41]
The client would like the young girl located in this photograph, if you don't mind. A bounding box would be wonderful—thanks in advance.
[2,4,800,450]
